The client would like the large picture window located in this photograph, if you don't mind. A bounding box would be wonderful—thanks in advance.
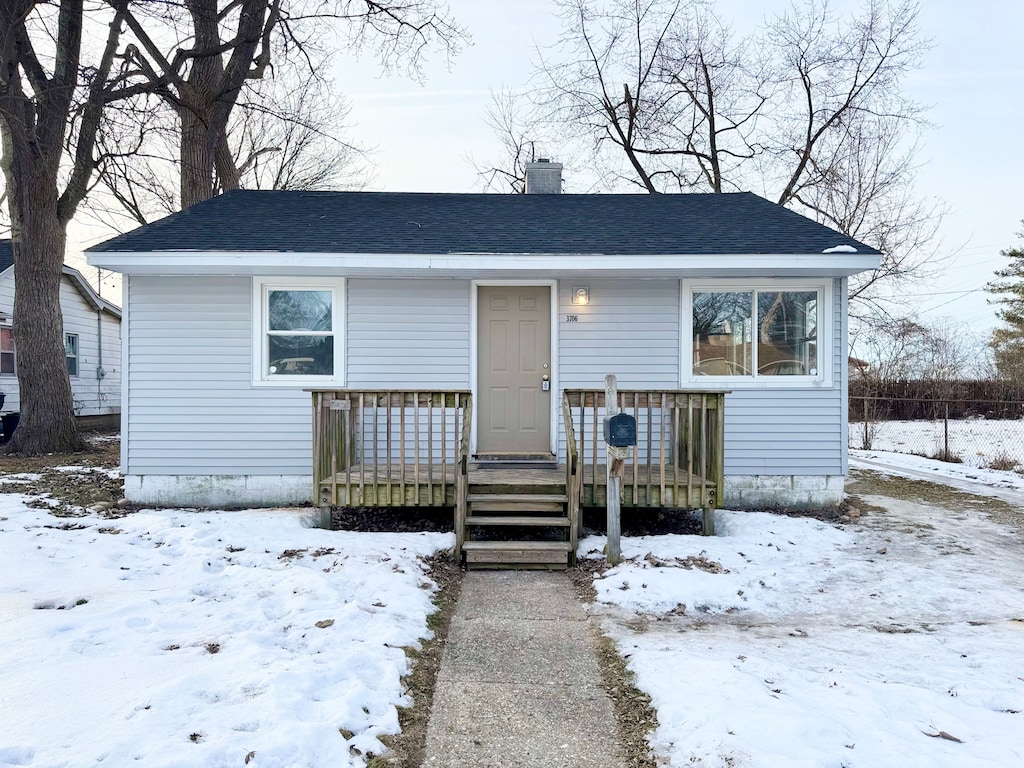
[253,278,344,385]
[685,282,829,384]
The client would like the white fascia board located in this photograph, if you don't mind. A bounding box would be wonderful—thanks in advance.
[86,250,881,278]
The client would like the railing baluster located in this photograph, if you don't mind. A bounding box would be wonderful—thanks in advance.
[672,396,680,507]
[386,395,393,505]
[645,395,653,506]
[400,397,406,504]
[659,392,666,505]
[371,392,379,504]
[626,393,634,507]
[686,394,694,507]
[413,391,421,505]
[427,393,434,503]
[440,395,447,506]
[591,392,599,504]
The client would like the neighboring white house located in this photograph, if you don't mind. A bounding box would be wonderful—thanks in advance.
[87,162,880,509]
[0,240,122,418]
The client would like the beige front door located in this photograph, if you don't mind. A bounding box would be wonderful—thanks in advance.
[477,285,552,455]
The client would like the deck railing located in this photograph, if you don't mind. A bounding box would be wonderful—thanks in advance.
[563,389,727,509]
[561,392,582,545]
[311,390,472,511]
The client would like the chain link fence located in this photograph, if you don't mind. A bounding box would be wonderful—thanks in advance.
[850,396,1024,473]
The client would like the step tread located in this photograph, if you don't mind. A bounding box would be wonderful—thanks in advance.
[467,493,568,503]
[465,515,570,526]
[462,540,574,552]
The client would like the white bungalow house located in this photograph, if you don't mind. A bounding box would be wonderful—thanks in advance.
[86,162,879,517]
[0,241,122,427]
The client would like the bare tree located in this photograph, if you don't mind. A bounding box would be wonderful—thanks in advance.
[0,0,130,453]
[850,311,983,382]
[112,0,465,209]
[531,0,939,306]
[232,74,370,192]
[1,0,465,454]
[87,69,370,231]
[472,87,555,193]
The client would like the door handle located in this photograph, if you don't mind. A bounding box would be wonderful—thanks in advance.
[542,374,550,391]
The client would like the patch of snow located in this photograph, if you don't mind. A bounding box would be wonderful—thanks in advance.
[0,473,42,484]
[584,499,1024,767]
[822,244,858,253]
[852,419,1024,469]
[0,496,453,766]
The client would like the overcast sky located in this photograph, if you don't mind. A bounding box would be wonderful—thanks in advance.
[71,1,1022,335]
[327,0,1023,334]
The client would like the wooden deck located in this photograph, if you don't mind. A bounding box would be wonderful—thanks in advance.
[311,388,726,567]
[318,462,716,509]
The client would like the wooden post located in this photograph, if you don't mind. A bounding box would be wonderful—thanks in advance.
[605,374,629,566]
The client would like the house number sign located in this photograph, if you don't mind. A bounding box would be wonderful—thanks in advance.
[564,314,579,322]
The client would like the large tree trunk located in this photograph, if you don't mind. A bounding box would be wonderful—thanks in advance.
[7,183,84,453]
[179,104,218,209]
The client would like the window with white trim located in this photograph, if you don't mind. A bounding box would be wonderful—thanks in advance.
[65,333,79,377]
[684,281,830,385]
[253,278,345,385]
[1,326,14,376]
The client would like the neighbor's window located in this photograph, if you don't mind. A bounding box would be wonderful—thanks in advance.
[253,279,344,384]
[691,288,820,379]
[65,333,79,377]
[1,327,14,375]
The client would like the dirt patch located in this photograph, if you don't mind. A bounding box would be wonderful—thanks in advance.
[0,433,126,516]
[328,507,453,533]
[582,507,703,537]
[570,560,660,768]
[847,468,1024,535]
[374,552,463,768]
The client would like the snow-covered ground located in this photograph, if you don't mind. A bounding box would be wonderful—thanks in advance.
[850,418,1024,470]
[585,453,1024,767]
[0,495,453,767]
[5,445,1024,768]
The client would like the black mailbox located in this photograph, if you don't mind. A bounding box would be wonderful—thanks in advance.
[603,413,637,447]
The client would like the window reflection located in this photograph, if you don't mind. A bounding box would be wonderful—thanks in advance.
[757,291,817,376]
[692,289,819,378]
[693,291,752,376]
[266,289,334,376]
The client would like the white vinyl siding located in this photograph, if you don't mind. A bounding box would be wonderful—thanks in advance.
[555,277,844,477]
[126,276,473,476]
[126,276,311,475]
[558,279,681,390]
[347,278,471,388]
[719,277,845,476]
[0,270,120,416]
[123,273,847,486]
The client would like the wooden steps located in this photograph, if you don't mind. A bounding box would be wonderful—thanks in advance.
[465,515,570,527]
[462,541,573,567]
[458,483,577,570]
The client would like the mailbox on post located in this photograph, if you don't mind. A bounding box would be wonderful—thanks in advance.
[603,412,637,447]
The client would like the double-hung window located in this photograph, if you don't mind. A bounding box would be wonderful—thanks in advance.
[683,280,831,386]
[0,326,14,376]
[65,333,79,377]
[252,278,345,385]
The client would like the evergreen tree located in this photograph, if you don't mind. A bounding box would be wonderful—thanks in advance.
[986,226,1024,379]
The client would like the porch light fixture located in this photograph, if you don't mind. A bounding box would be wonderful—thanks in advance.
[572,286,590,305]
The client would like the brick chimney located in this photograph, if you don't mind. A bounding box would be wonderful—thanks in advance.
[524,159,562,194]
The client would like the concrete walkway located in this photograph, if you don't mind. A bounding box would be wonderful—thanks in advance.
[422,571,625,768]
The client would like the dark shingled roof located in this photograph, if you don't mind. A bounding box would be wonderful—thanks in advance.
[0,240,12,272]
[88,189,880,256]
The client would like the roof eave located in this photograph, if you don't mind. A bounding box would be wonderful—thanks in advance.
[86,251,881,279]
